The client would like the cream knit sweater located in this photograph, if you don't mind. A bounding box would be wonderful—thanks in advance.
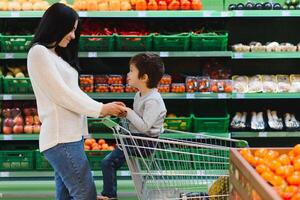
[27,45,102,152]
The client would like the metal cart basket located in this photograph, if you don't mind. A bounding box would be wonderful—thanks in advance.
[101,118,248,200]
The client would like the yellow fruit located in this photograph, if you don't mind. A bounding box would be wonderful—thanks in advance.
[208,176,229,200]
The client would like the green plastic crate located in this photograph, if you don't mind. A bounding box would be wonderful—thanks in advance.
[153,33,190,51]
[115,34,153,51]
[85,150,128,170]
[164,115,193,131]
[3,77,33,94]
[192,114,230,133]
[0,150,34,171]
[88,118,119,133]
[191,32,228,51]
[0,35,33,52]
[79,35,114,51]
[35,151,53,171]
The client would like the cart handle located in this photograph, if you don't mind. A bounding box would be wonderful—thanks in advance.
[99,117,119,129]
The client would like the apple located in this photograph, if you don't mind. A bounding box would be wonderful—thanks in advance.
[24,125,33,134]
[33,115,41,125]
[25,116,33,125]
[11,108,21,118]
[4,118,14,127]
[2,108,11,118]
[13,116,24,126]
[23,108,32,116]
[13,125,23,134]
[33,125,40,133]
[3,126,12,134]
[31,108,38,115]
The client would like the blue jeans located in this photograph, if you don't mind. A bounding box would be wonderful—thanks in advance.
[101,135,157,198]
[43,139,96,200]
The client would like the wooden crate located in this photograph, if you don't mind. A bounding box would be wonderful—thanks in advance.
[229,148,291,200]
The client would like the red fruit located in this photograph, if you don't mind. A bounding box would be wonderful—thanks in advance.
[4,118,14,127]
[13,116,23,126]
[3,126,12,134]
[2,108,11,118]
[25,116,34,125]
[24,125,33,134]
[33,115,41,125]
[13,125,23,134]
[23,108,32,116]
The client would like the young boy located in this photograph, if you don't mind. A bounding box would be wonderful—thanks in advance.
[98,53,167,200]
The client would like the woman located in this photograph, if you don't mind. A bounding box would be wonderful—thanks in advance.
[27,3,126,200]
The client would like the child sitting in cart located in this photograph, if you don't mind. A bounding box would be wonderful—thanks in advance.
[98,53,167,200]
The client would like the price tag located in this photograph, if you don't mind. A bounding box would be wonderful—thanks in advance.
[88,52,97,58]
[137,11,147,17]
[221,11,230,17]
[120,171,130,176]
[218,93,227,99]
[186,93,195,99]
[203,11,212,17]
[259,132,268,137]
[282,11,291,17]
[78,11,88,17]
[0,172,9,177]
[3,95,12,100]
[196,134,205,139]
[233,53,243,59]
[3,135,13,141]
[5,53,14,59]
[159,52,169,57]
[11,12,20,17]
[236,93,245,99]
[234,10,244,17]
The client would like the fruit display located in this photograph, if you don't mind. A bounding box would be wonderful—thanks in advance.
[94,75,109,84]
[72,0,203,11]
[79,75,94,85]
[238,145,300,199]
[283,0,300,10]
[185,76,198,93]
[125,84,138,93]
[80,84,94,93]
[171,83,186,93]
[232,42,298,52]
[108,75,124,85]
[0,0,50,11]
[158,84,170,93]
[231,110,300,131]
[228,2,283,10]
[210,80,233,93]
[197,76,210,92]
[203,61,231,80]
[164,113,192,131]
[84,138,115,151]
[232,74,300,93]
[2,106,41,134]
[94,84,109,93]
[159,74,172,85]
[110,84,125,93]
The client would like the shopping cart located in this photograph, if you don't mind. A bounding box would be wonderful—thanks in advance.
[100,118,248,200]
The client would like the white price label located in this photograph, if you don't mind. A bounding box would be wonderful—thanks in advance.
[196,134,205,139]
[221,11,230,17]
[78,11,88,17]
[259,132,268,137]
[11,12,20,17]
[120,171,130,176]
[236,93,245,99]
[186,93,195,99]
[218,93,227,99]
[88,52,97,58]
[233,53,244,59]
[282,11,291,17]
[0,172,9,177]
[203,11,212,17]
[159,52,169,57]
[3,135,13,140]
[3,95,12,100]
[234,10,244,17]
[5,53,14,59]
[137,11,147,17]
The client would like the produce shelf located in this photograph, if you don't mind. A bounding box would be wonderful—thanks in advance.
[231,131,300,138]
[231,92,300,99]
[232,52,300,59]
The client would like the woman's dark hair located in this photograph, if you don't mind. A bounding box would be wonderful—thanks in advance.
[129,53,165,88]
[30,3,80,71]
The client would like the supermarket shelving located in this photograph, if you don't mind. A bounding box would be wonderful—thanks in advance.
[231,131,300,138]
[1,10,300,18]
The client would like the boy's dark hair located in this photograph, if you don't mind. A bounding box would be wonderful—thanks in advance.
[30,3,81,71]
[129,53,165,88]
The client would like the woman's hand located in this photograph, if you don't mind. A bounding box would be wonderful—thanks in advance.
[100,102,127,117]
